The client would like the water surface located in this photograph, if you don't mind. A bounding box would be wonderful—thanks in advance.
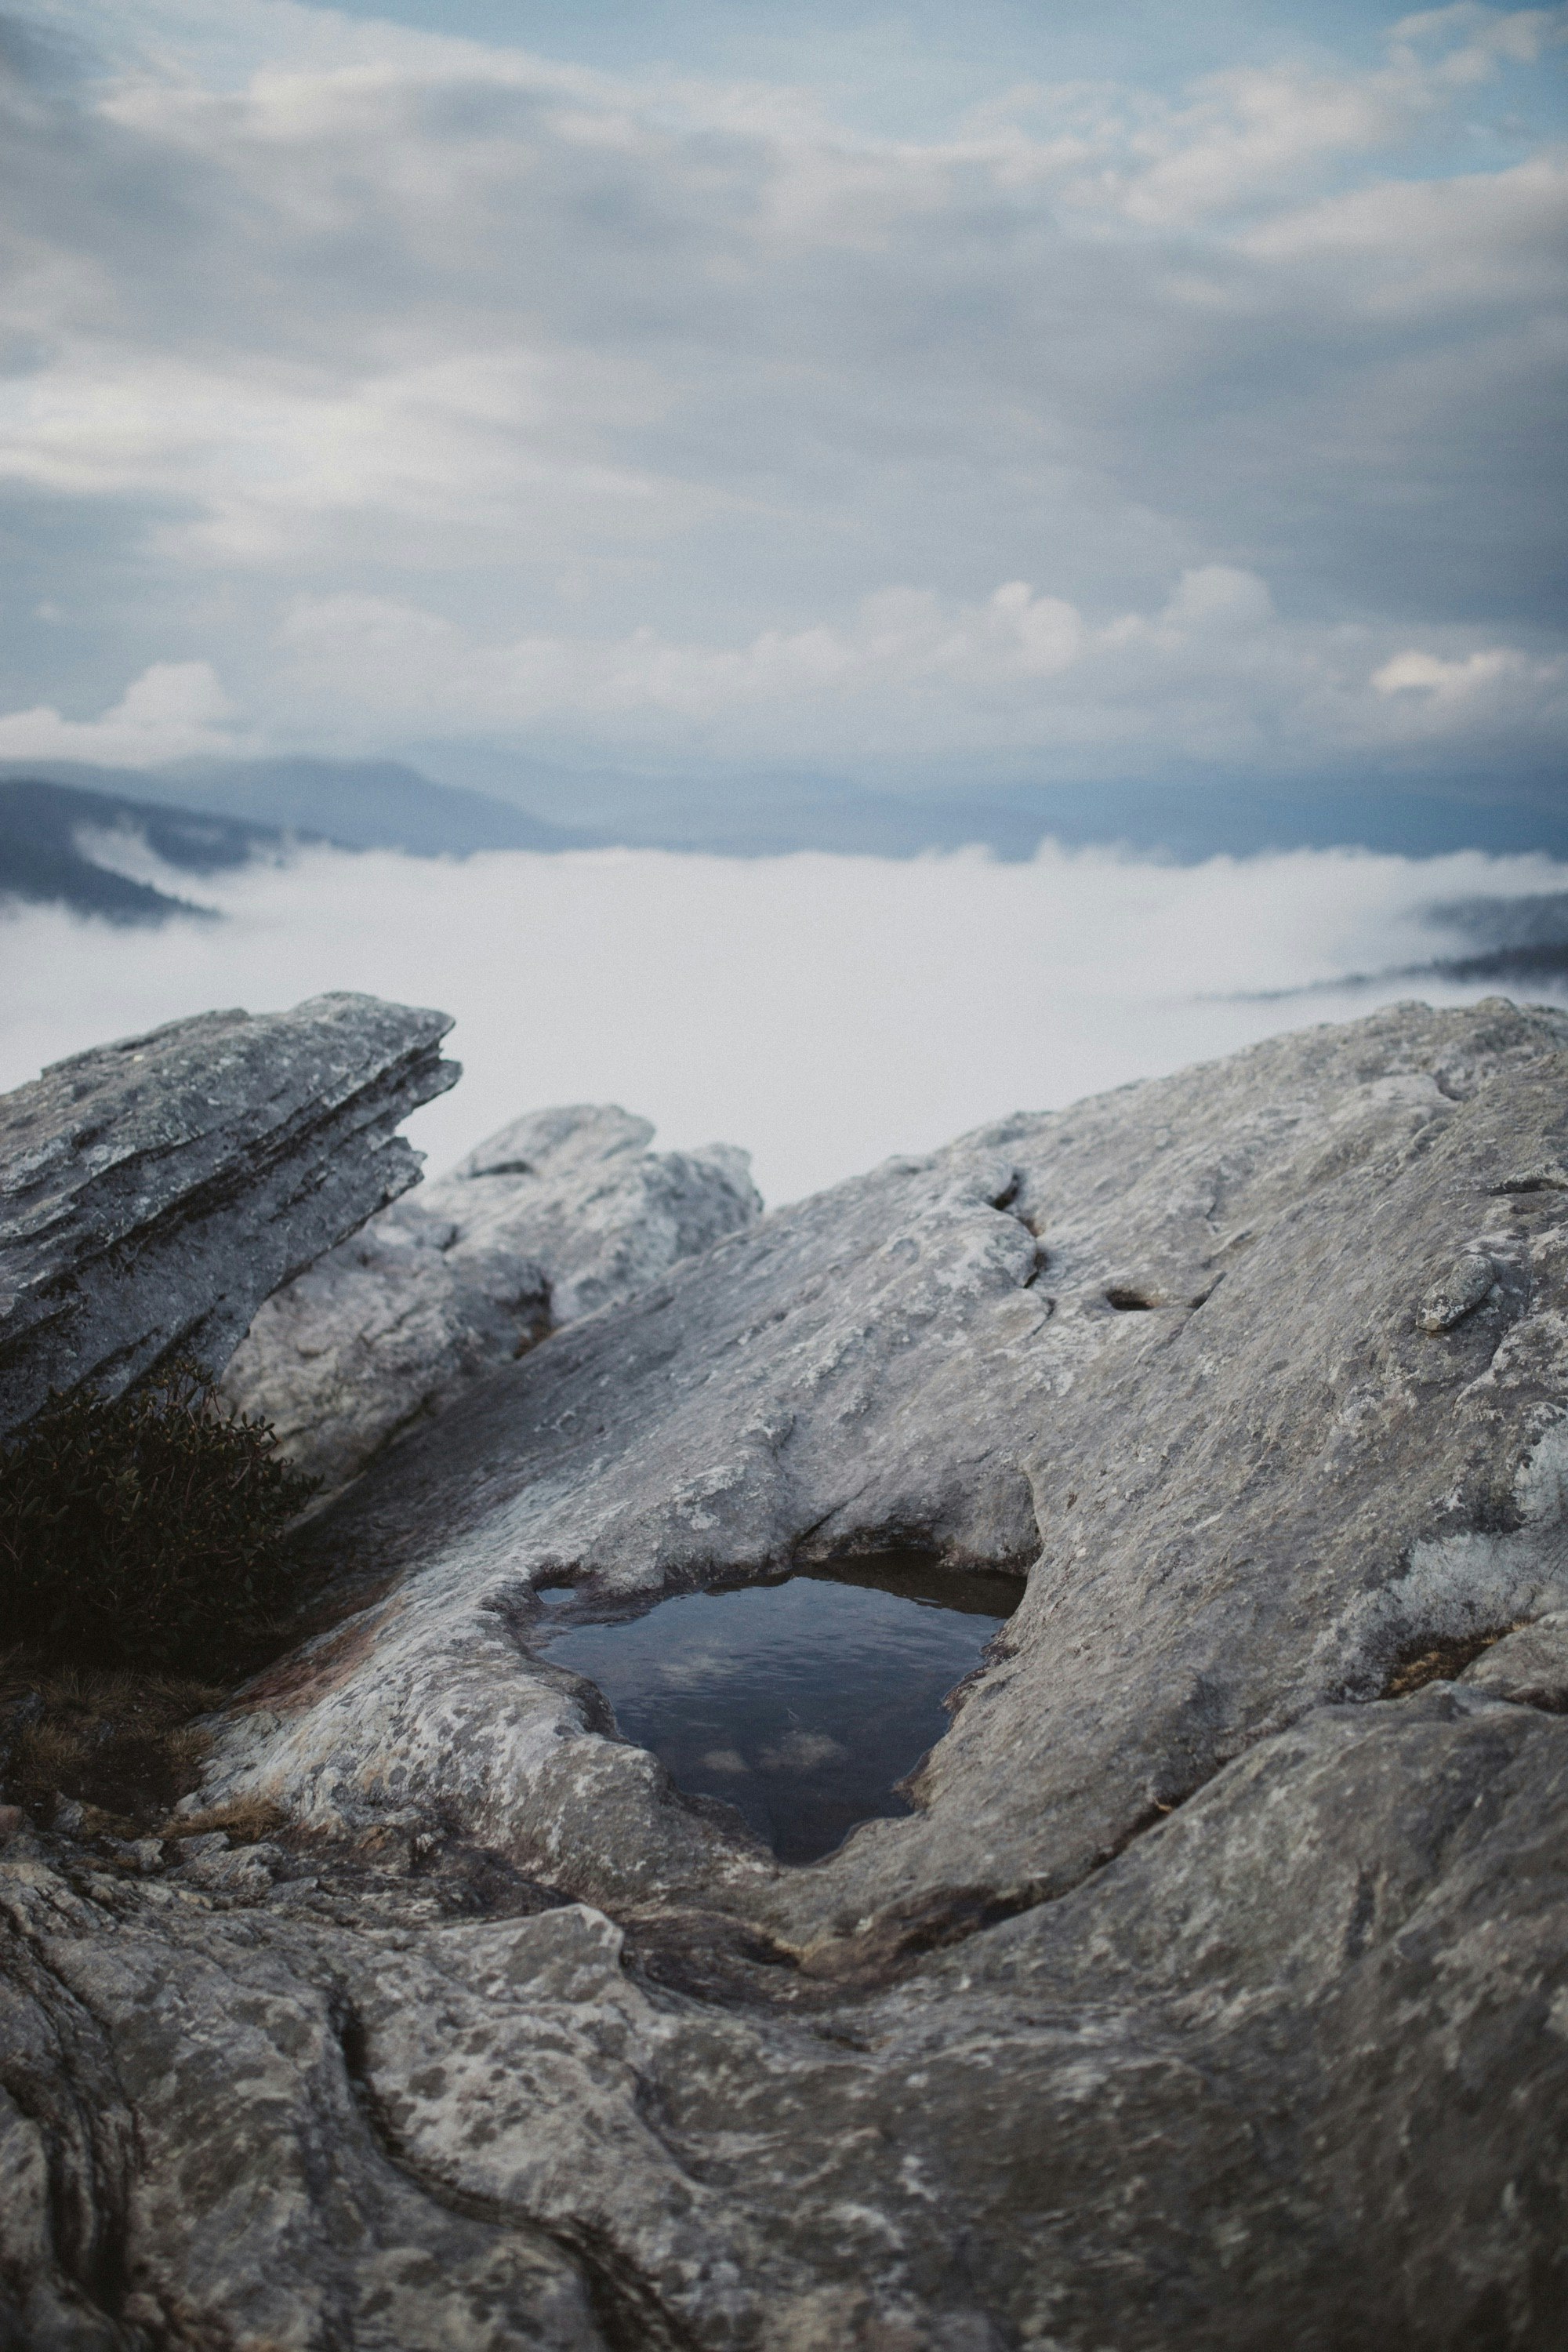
[536,1552,1022,1864]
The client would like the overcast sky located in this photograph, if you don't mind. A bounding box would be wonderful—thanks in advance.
[2,0,1564,793]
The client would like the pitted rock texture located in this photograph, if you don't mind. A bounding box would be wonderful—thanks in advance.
[2,1679,1565,2348]
[220,1104,761,1487]
[0,993,457,1437]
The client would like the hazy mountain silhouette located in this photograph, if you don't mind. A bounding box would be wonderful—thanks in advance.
[3,760,1563,925]
[0,778,290,923]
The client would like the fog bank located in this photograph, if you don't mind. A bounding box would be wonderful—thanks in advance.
[4,840,1564,1204]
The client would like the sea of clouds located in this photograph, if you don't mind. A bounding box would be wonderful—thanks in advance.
[4,840,1565,1205]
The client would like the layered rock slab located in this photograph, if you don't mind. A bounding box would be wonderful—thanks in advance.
[220,1103,760,1487]
[0,993,457,1437]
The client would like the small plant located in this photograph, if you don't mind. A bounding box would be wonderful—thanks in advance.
[0,1363,317,1674]
[0,1657,227,1827]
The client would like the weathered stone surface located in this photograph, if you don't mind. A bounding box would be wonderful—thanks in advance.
[1417,1245,1503,1330]
[195,1000,1568,1940]
[1461,1607,1568,1708]
[0,993,457,1436]
[3,1676,1564,2347]
[3,997,1567,2346]
[220,1104,760,1486]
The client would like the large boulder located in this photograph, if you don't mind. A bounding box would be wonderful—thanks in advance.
[220,1104,761,1486]
[0,993,457,1438]
[2,996,1566,2348]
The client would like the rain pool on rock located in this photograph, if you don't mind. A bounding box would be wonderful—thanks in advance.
[533,1552,1024,1864]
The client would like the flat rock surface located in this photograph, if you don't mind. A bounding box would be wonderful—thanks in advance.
[0,993,457,1436]
[3,997,1566,2346]
[221,1104,760,1487]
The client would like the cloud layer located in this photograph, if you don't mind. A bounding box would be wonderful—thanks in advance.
[3,833,1564,1202]
[2,1,1564,783]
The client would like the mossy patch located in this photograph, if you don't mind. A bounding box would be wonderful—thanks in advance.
[0,1367,322,1828]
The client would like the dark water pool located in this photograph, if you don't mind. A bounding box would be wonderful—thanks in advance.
[535,1552,1022,1864]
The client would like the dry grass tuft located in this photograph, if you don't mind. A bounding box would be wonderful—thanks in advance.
[1384,1625,1521,1699]
[163,1795,289,1846]
[0,1649,227,1829]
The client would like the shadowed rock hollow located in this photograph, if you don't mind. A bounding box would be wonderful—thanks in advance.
[220,1102,760,1490]
[2,996,1566,2349]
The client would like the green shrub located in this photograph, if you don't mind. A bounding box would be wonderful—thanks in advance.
[0,1364,317,1672]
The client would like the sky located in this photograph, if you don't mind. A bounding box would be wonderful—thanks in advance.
[0,0,1564,799]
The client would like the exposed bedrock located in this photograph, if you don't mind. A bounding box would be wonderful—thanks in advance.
[3,1681,1564,2347]
[0,993,457,1438]
[199,1000,1568,1942]
[4,996,1567,2347]
[220,1103,761,1488]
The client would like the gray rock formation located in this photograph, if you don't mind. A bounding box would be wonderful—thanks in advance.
[195,1000,1568,1935]
[220,1104,761,1486]
[5,1675,1564,2350]
[0,993,457,1438]
[2,997,1566,2347]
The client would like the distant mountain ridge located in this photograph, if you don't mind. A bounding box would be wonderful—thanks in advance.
[0,777,292,924]
[0,759,603,923]
[2,757,1564,927]
[408,748,1568,862]
[165,757,602,855]
[1226,887,1568,1002]
[1,757,601,860]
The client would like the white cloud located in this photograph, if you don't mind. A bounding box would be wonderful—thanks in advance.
[273,578,1096,731]
[1370,644,1568,702]
[1243,154,1568,313]
[1391,6,1561,74]
[0,662,242,765]
[263,564,1566,768]
[1363,644,1568,752]
[3,569,1553,783]
[0,348,697,565]
[1045,8,1567,227]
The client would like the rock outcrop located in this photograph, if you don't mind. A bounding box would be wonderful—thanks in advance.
[196,1000,1568,1933]
[220,1104,761,1486]
[5,1676,1564,2349]
[3,996,1566,2347]
[0,993,457,1439]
